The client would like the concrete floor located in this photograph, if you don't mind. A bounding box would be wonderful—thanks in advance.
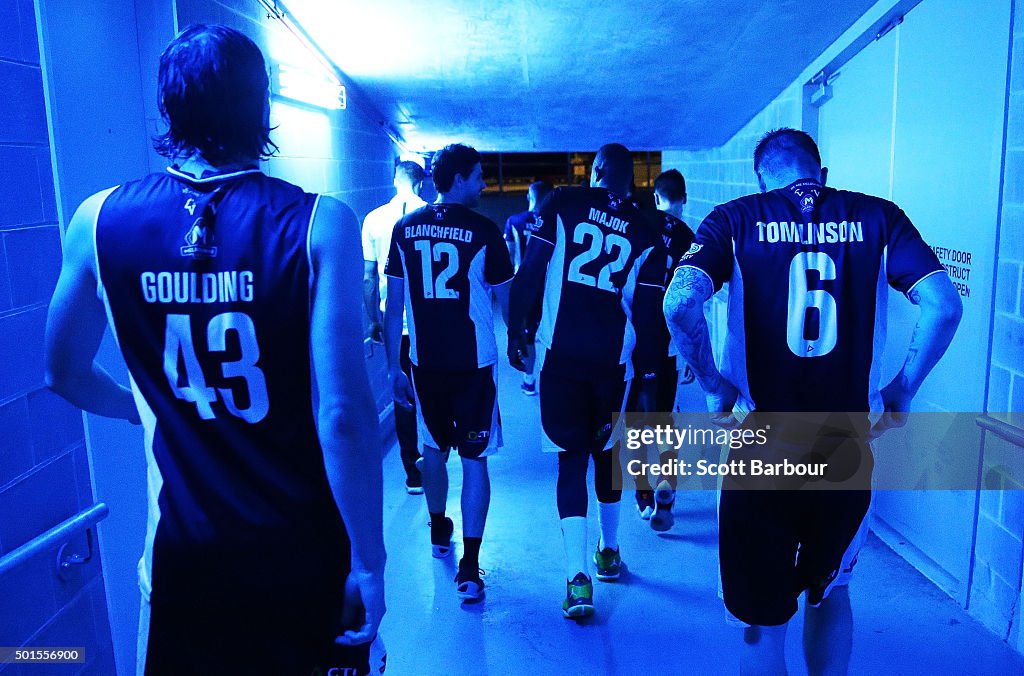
[376,354,1024,675]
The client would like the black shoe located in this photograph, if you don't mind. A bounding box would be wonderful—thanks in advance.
[429,517,454,558]
[636,490,654,520]
[455,558,485,602]
[405,478,423,495]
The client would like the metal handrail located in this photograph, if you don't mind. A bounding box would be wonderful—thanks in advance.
[977,414,1024,449]
[0,502,108,578]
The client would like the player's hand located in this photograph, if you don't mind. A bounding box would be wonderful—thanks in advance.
[636,378,658,414]
[680,365,695,385]
[365,321,384,344]
[870,380,913,439]
[706,378,739,428]
[335,567,386,647]
[508,333,532,372]
[391,370,414,409]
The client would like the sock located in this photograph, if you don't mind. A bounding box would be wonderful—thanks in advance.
[429,511,448,542]
[598,501,620,551]
[463,537,482,568]
[560,516,588,580]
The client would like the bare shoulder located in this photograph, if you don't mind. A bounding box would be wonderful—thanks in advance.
[310,195,360,263]
[64,187,118,273]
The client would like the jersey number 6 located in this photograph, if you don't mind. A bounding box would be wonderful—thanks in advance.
[787,252,838,358]
[163,312,270,423]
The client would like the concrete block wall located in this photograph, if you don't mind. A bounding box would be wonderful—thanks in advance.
[662,83,803,350]
[0,0,115,673]
[974,6,1024,651]
[662,83,803,229]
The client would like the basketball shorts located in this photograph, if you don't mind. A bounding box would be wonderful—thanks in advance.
[718,413,873,626]
[139,532,378,675]
[410,364,501,458]
[537,347,630,453]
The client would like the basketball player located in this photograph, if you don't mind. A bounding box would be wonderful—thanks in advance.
[363,160,427,494]
[504,179,552,395]
[509,143,666,618]
[632,169,694,530]
[44,25,385,675]
[665,128,961,674]
[384,143,513,602]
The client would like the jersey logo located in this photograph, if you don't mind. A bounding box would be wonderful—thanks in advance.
[681,242,702,260]
[180,218,218,259]
[608,196,622,210]
[786,180,822,215]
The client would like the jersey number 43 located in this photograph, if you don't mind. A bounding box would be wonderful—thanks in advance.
[163,312,269,423]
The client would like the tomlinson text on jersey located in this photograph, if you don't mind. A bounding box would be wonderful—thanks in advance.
[756,220,864,244]
[140,270,254,304]
[405,224,474,242]
[588,208,629,233]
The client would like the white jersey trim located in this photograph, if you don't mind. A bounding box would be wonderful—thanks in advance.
[904,268,945,297]
[166,166,261,183]
[92,186,164,602]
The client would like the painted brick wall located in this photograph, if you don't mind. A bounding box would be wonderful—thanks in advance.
[661,83,804,350]
[662,83,803,230]
[974,6,1024,651]
[0,0,115,673]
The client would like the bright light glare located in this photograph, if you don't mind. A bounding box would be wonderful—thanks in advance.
[276,64,346,110]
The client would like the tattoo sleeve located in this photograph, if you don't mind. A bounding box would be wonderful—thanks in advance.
[664,267,722,393]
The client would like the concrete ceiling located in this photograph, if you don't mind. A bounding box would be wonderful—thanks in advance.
[285,1,876,152]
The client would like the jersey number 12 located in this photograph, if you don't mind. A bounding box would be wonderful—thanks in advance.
[414,240,459,299]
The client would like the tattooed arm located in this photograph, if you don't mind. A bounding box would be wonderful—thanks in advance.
[875,272,962,433]
[664,266,738,424]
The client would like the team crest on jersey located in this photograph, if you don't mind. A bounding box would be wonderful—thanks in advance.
[180,218,218,258]
[608,196,622,210]
[681,243,702,260]
[788,181,821,215]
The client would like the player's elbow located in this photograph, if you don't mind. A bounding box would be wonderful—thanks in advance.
[920,277,964,333]
[44,356,76,400]
[663,291,694,329]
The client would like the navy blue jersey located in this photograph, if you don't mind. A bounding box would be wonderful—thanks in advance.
[654,211,694,283]
[504,210,539,268]
[680,179,944,412]
[384,203,513,371]
[532,187,666,375]
[94,166,346,599]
